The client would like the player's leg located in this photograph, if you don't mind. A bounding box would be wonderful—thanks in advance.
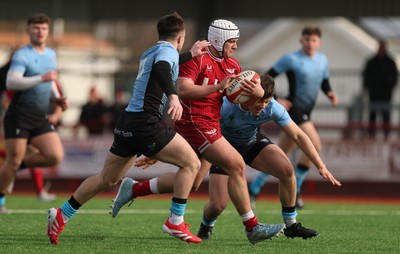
[154,133,200,198]
[0,146,8,213]
[154,133,202,243]
[252,144,295,207]
[47,152,135,245]
[203,138,249,214]
[203,137,284,244]
[295,121,321,208]
[25,132,63,168]
[27,167,56,201]
[278,130,303,207]
[30,168,43,195]
[249,134,294,207]
[0,138,28,194]
[248,172,271,208]
[251,144,317,239]
[198,161,229,240]
[382,106,391,139]
[111,154,211,219]
[111,171,177,218]
[368,106,377,138]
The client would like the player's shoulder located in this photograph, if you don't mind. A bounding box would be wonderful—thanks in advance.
[278,51,298,63]
[11,45,32,63]
[221,97,242,116]
[14,45,31,55]
[158,41,178,53]
[266,97,283,112]
[225,56,241,70]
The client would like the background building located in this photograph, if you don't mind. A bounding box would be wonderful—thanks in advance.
[0,0,399,196]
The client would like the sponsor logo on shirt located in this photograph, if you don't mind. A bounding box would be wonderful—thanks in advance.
[226,68,235,74]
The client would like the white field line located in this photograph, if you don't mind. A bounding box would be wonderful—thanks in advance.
[6,209,400,216]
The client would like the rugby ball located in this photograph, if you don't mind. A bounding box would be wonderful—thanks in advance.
[226,70,260,105]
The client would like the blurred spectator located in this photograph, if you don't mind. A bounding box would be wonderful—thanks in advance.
[362,40,398,139]
[76,86,108,136]
[106,89,128,132]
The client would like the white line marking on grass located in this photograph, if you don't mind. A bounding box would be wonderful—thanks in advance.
[6,209,400,216]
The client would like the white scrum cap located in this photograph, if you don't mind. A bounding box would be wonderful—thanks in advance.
[208,19,240,52]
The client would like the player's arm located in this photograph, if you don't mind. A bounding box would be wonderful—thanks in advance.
[6,70,57,91]
[266,68,279,78]
[51,80,69,111]
[135,156,159,169]
[240,78,264,98]
[154,60,183,121]
[179,40,211,64]
[192,159,212,191]
[321,79,339,106]
[177,75,235,100]
[281,121,341,186]
[48,104,63,125]
[266,68,293,109]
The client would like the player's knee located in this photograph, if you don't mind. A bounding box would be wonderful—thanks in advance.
[6,158,23,172]
[280,163,294,179]
[224,160,246,177]
[97,173,119,190]
[209,201,227,216]
[186,158,201,174]
[46,152,63,165]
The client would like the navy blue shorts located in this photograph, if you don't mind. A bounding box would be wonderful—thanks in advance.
[3,108,54,139]
[109,111,175,158]
[210,136,273,175]
[288,106,312,125]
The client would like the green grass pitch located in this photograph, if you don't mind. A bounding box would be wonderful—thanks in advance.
[1,194,399,254]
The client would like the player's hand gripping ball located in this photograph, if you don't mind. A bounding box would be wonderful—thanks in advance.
[226,70,260,105]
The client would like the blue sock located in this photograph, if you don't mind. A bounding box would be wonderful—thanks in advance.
[60,200,78,219]
[282,210,297,226]
[295,164,309,193]
[282,210,297,220]
[170,200,186,216]
[249,172,271,196]
[0,195,5,206]
[202,215,217,227]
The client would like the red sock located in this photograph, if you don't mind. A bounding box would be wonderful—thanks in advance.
[30,168,44,194]
[132,180,151,198]
[0,149,6,158]
[243,216,259,232]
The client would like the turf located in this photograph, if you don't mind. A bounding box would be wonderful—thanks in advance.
[1,194,399,254]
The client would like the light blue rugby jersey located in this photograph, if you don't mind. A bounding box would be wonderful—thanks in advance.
[126,41,179,118]
[272,50,329,111]
[220,97,291,146]
[9,44,57,115]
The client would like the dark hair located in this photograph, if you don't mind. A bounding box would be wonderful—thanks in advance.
[302,26,321,37]
[157,12,185,40]
[27,13,51,25]
[260,74,275,99]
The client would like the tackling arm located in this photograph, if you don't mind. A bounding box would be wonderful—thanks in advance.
[282,121,341,186]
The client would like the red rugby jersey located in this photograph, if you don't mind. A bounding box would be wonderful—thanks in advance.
[178,49,241,123]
